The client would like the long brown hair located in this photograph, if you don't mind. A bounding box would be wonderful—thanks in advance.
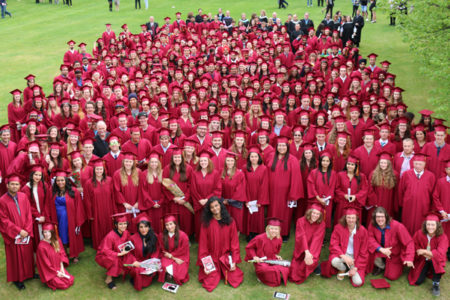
[222,157,237,179]
[162,221,180,250]
[422,220,443,236]
[305,208,324,224]
[169,156,187,182]
[371,207,392,227]
[120,160,139,186]
[47,229,60,252]
[371,160,396,189]
[339,214,360,229]
[196,157,214,173]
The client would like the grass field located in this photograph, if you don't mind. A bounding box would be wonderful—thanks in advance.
[0,0,446,299]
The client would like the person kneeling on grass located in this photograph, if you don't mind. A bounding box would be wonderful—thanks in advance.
[197,197,243,292]
[36,223,74,290]
[127,215,161,291]
[367,206,415,280]
[245,217,289,287]
[320,208,368,287]
[408,213,448,297]
[289,204,326,284]
[95,213,132,290]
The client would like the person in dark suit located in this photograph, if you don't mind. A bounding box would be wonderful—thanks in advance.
[93,121,110,158]
[300,12,314,35]
[317,0,324,7]
[145,16,159,37]
[195,8,203,23]
[279,0,289,9]
[322,13,334,28]
[325,0,334,18]
[353,9,365,47]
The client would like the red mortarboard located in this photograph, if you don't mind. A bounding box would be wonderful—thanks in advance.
[183,138,199,148]
[413,153,428,162]
[347,155,359,164]
[266,217,283,227]
[163,214,177,224]
[5,173,21,184]
[309,203,324,213]
[377,151,393,161]
[24,74,35,81]
[198,149,213,159]
[91,159,104,168]
[67,40,76,45]
[370,278,391,289]
[419,109,434,117]
[112,212,128,223]
[122,151,136,160]
[42,222,56,231]
[425,212,441,222]
[276,135,290,145]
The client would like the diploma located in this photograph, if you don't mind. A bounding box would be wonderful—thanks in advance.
[347,188,351,202]
[322,195,331,206]
[247,200,259,214]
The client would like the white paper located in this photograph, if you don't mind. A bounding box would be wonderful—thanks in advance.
[126,207,140,217]
[247,200,259,214]
[287,200,297,208]
[347,188,351,202]
[166,264,173,276]
[322,196,331,206]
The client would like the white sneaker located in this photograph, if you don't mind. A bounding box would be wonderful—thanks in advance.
[366,18,369,21]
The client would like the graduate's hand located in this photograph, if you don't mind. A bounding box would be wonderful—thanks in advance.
[132,261,140,268]
[57,271,65,278]
[380,247,392,258]
[38,216,45,223]
[174,258,184,265]
[276,255,283,261]
[154,203,160,208]
[19,230,28,238]
[133,202,139,209]
[404,261,414,268]
[204,267,213,275]
[230,263,236,271]
[173,197,182,202]
[124,203,133,210]
[441,211,448,220]
[342,255,354,267]
[304,251,314,265]
[118,249,130,257]
[416,249,426,256]
[199,199,208,206]
[163,251,172,258]
[348,267,357,277]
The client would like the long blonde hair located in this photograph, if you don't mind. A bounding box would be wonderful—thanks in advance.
[120,160,139,186]
[371,160,396,189]
[265,225,281,240]
[147,160,163,184]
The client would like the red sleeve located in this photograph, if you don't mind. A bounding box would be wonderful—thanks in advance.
[355,174,369,207]
[205,171,223,201]
[395,222,415,262]
[36,243,59,283]
[307,170,318,199]
[259,167,270,205]
[112,171,126,205]
[229,220,242,264]
[354,227,369,271]
[244,235,259,261]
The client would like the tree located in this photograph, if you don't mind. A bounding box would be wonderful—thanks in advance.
[381,0,450,120]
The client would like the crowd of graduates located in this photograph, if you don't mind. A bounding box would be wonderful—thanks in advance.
[0,9,449,297]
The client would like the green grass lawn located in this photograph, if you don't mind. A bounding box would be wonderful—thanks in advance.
[0,0,446,299]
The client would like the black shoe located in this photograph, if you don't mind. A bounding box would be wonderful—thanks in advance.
[314,265,321,275]
[33,274,40,279]
[372,266,383,276]
[129,277,135,286]
[282,235,289,243]
[432,284,440,296]
[13,281,25,290]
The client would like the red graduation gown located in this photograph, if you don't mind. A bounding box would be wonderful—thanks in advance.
[7,102,27,143]
[367,171,399,218]
[162,165,194,236]
[367,220,414,280]
[307,168,337,227]
[157,230,190,285]
[95,229,131,277]
[267,153,304,236]
[0,141,17,195]
[222,170,248,233]
[84,177,115,250]
[197,218,243,292]
[21,182,49,251]
[190,170,222,239]
[210,147,227,175]
[36,239,74,290]
[422,142,450,179]
[398,169,435,235]
[408,230,448,285]
[346,120,365,150]
[351,145,380,177]
[289,216,325,284]
[103,152,124,177]
[335,172,369,224]
[47,190,85,258]
[321,224,369,287]
[127,233,161,291]
[243,165,270,235]
[245,233,289,287]
[121,139,153,163]
[0,192,35,282]
[139,172,164,234]
[112,169,142,232]
[433,177,450,240]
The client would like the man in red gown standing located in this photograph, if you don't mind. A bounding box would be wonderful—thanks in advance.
[433,159,450,260]
[0,173,36,290]
[422,125,449,179]
[398,153,436,235]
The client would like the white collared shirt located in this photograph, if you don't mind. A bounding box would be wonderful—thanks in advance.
[346,226,357,256]
[400,152,413,177]
[414,169,424,179]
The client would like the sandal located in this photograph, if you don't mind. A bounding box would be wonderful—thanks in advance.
[107,281,117,290]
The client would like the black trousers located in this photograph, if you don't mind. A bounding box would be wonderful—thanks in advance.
[108,0,112,11]
[325,5,334,18]
[352,5,359,17]
[278,0,288,8]
[317,0,324,6]
[415,260,442,285]
[66,0,72,6]
[135,0,141,9]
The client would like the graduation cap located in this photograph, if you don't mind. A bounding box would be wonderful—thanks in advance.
[5,173,21,184]
[42,222,58,231]
[425,211,441,222]
[67,40,76,45]
[24,74,35,81]
[266,217,283,227]
[370,278,391,289]
[53,169,70,178]
[276,135,290,145]
[122,151,136,161]
[162,214,178,224]
[10,89,22,95]
[0,124,10,132]
[419,109,434,117]
[112,212,129,223]
[377,151,393,162]
[183,138,199,148]
[198,149,213,159]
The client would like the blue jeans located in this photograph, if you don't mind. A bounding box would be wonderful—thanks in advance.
[1,5,11,18]
[307,0,312,5]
